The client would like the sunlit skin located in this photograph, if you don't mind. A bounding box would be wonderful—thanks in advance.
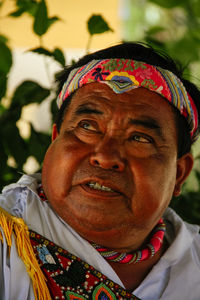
[42,83,193,255]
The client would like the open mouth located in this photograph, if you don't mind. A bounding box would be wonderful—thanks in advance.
[79,180,123,197]
[86,181,115,192]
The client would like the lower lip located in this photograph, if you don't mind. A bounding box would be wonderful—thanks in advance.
[80,184,121,198]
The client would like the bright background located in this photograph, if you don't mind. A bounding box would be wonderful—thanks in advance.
[2,0,121,49]
[1,0,122,136]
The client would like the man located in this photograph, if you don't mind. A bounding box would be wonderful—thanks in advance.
[0,42,200,300]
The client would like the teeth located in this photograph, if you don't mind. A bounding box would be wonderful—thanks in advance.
[87,182,114,192]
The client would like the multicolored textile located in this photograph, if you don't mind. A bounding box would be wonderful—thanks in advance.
[91,219,166,264]
[57,59,199,141]
[29,230,141,300]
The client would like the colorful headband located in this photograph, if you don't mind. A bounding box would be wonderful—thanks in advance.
[57,59,199,141]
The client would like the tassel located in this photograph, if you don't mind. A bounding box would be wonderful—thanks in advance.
[0,207,52,300]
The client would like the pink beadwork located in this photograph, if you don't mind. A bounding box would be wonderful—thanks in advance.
[91,218,166,264]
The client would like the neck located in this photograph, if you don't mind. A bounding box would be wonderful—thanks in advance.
[109,238,168,292]
[91,218,166,264]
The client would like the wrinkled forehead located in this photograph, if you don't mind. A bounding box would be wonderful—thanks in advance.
[67,82,177,125]
[72,81,164,106]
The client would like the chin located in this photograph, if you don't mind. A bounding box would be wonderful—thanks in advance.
[68,219,134,249]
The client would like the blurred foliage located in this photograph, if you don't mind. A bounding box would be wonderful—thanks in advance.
[123,0,200,79]
[0,0,199,224]
[0,0,112,189]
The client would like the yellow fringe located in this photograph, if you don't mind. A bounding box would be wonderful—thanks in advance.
[0,207,52,300]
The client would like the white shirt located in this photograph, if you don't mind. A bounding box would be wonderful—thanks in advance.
[0,174,200,300]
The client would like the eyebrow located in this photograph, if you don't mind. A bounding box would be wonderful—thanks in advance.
[74,104,103,116]
[129,117,165,140]
[72,104,165,140]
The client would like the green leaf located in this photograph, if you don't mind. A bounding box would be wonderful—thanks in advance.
[50,97,58,122]
[148,0,185,8]
[47,16,60,28]
[10,0,38,17]
[0,106,21,124]
[0,165,22,190]
[33,0,48,36]
[144,36,166,50]
[191,28,200,43]
[168,36,199,63]
[1,124,27,168]
[0,42,12,74]
[11,81,50,107]
[16,0,34,7]
[16,0,38,16]
[30,47,53,57]
[1,167,19,185]
[52,48,65,66]
[0,104,6,116]
[0,73,7,100]
[87,14,113,35]
[0,140,8,173]
[9,7,26,17]
[30,47,65,66]
[193,1,200,18]
[145,26,165,36]
[26,1,38,16]
[28,125,51,163]
[0,35,8,43]
[171,191,200,224]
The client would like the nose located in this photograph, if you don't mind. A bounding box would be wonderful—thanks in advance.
[89,139,125,172]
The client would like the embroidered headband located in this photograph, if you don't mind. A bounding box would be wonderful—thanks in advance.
[57,58,199,141]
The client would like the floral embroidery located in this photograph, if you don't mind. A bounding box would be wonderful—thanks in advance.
[92,68,109,80]
[105,71,139,85]
[134,68,153,80]
[141,78,158,89]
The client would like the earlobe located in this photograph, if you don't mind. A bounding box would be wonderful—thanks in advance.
[52,124,59,141]
[173,153,194,197]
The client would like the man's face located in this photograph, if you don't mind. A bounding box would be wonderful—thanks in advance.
[42,83,191,252]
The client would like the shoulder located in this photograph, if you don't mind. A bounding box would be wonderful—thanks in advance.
[0,174,41,218]
[163,207,200,265]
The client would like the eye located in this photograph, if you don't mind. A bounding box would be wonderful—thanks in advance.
[78,120,98,132]
[130,134,152,144]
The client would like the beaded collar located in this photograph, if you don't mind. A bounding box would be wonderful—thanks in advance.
[90,219,166,264]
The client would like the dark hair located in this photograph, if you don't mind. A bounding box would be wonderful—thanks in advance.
[55,42,200,158]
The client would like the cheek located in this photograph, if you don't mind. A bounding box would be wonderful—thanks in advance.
[129,156,177,219]
[42,137,92,200]
[42,143,72,200]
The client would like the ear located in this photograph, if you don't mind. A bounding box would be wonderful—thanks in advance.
[173,152,194,197]
[51,124,59,141]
